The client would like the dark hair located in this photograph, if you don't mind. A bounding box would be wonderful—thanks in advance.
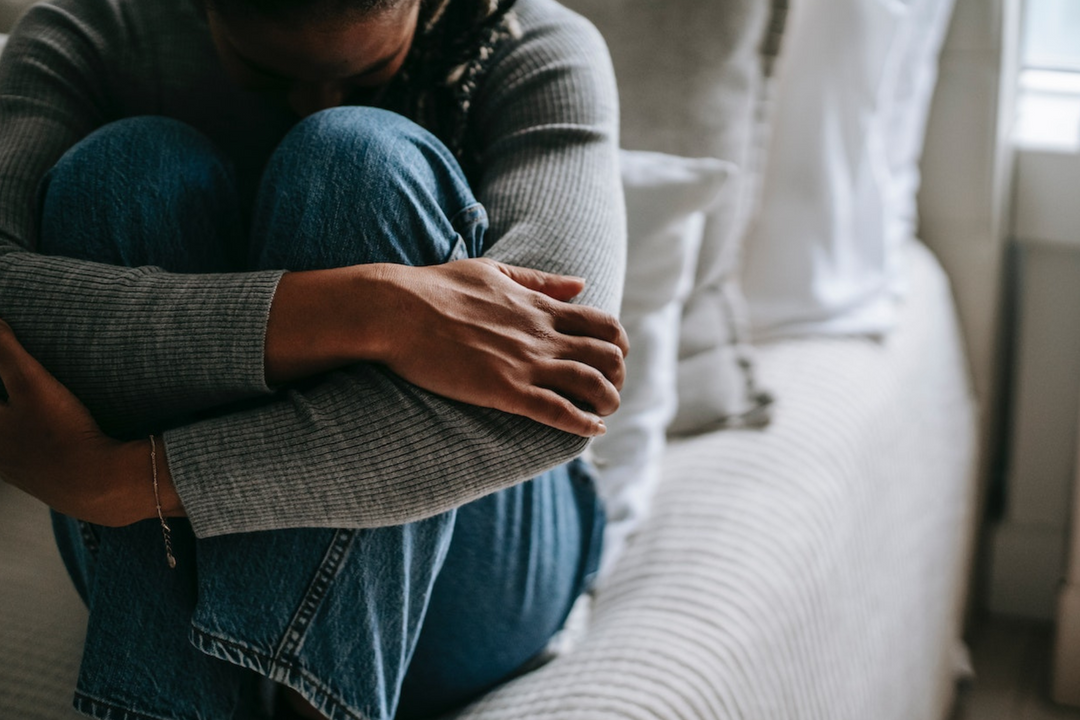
[206,0,518,177]
[383,0,519,170]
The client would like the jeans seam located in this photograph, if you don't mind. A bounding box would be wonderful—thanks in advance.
[274,528,358,663]
[569,460,605,595]
[73,692,178,720]
[187,529,362,719]
[77,520,100,555]
[189,627,372,720]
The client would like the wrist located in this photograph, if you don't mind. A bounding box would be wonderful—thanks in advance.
[335,263,405,365]
[93,438,183,527]
[85,439,146,526]
[265,264,402,384]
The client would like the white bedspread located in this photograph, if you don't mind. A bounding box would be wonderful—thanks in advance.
[454,240,978,720]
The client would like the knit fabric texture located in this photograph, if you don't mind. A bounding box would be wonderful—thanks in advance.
[0,0,625,537]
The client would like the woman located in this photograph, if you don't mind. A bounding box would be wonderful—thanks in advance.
[0,0,625,716]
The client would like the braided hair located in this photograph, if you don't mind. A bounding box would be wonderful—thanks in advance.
[382,0,520,175]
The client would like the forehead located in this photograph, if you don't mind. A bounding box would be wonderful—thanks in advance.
[211,1,419,81]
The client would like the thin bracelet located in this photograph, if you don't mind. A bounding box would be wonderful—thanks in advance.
[150,435,177,569]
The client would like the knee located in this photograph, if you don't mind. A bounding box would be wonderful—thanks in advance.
[270,107,461,192]
[39,117,240,268]
[252,107,484,271]
[45,117,232,198]
[285,106,426,146]
[263,107,481,224]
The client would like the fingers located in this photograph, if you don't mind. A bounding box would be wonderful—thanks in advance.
[517,387,607,438]
[557,336,626,391]
[494,262,586,302]
[538,360,621,417]
[553,304,630,358]
[480,261,628,357]
[0,320,56,406]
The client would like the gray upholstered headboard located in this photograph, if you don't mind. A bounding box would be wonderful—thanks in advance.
[919,0,1019,551]
[920,0,1018,411]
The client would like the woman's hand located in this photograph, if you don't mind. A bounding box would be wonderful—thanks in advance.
[0,320,159,526]
[267,259,629,437]
[374,259,628,436]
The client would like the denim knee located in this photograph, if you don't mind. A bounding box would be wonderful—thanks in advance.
[39,116,241,271]
[250,107,487,271]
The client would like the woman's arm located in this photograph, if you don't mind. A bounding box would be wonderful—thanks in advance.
[0,2,286,433]
[471,1,626,319]
[153,3,626,537]
[1,0,625,537]
[265,258,625,436]
[0,1,622,439]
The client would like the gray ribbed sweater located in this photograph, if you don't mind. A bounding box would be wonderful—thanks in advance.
[0,0,624,537]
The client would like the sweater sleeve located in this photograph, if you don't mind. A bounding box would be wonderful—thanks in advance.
[0,2,283,434]
[162,3,626,537]
[475,4,626,318]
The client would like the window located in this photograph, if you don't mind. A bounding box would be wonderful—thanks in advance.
[1015,0,1080,150]
[1023,0,1080,73]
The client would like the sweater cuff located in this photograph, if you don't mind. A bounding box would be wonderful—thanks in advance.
[141,268,284,400]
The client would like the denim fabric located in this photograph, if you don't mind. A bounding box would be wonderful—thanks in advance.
[40,109,605,720]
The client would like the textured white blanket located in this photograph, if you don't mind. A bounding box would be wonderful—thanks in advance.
[454,241,977,720]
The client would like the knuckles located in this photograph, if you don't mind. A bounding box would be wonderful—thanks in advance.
[591,375,620,416]
[601,316,630,356]
[546,395,580,433]
[599,344,626,390]
[572,307,629,356]
[569,364,619,416]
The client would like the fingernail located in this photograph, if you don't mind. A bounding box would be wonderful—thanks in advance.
[595,419,606,436]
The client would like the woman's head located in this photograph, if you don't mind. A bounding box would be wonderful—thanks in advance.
[205,0,421,29]
[204,0,519,173]
[205,0,423,116]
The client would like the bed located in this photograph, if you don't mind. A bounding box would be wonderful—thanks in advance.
[453,240,977,719]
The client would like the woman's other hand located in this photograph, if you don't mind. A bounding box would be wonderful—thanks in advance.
[267,259,629,437]
[0,320,161,526]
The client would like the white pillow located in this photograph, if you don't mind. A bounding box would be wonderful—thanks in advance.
[563,0,784,436]
[591,150,732,582]
[742,0,954,340]
[886,0,957,265]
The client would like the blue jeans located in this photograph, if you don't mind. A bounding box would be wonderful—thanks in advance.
[41,109,604,720]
